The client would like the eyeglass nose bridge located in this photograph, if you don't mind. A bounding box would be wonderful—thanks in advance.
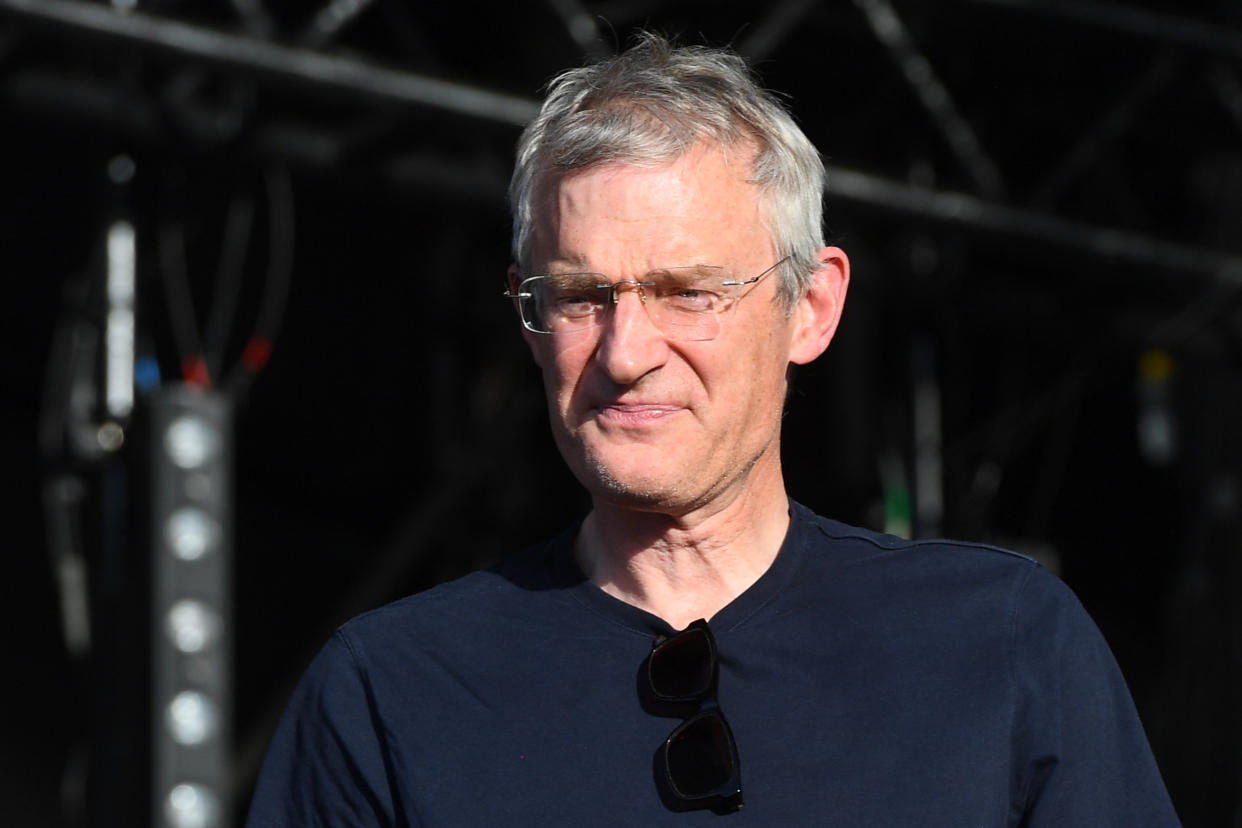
[605,279,656,306]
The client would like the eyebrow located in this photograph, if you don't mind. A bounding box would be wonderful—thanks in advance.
[541,255,592,272]
[540,261,726,276]
[648,264,725,275]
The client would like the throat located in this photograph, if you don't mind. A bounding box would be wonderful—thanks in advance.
[573,500,789,628]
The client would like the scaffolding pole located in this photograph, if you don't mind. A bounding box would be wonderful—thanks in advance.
[0,0,540,126]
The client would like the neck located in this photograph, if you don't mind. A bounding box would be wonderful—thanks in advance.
[574,458,791,629]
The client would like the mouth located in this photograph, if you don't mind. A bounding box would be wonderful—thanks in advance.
[592,403,684,428]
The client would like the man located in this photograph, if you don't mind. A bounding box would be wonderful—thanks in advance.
[247,34,1178,825]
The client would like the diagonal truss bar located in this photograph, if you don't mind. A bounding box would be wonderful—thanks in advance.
[963,0,1242,60]
[1210,64,1242,134]
[229,0,274,36]
[0,0,541,126]
[853,0,1006,198]
[1029,54,1180,207]
[824,164,1242,284]
[739,0,819,62]
[545,0,610,59]
[302,0,378,48]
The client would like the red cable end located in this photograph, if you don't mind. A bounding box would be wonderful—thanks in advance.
[183,355,211,389]
[241,337,272,372]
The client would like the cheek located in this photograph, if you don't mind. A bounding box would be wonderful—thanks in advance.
[540,341,593,406]
[732,327,792,414]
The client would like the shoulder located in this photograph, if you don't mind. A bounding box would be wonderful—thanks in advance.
[332,527,579,663]
[792,500,1045,594]
[783,501,1084,645]
[796,500,1037,567]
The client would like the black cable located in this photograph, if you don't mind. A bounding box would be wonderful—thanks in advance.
[158,163,296,392]
[157,213,208,383]
[204,188,256,381]
[225,164,296,394]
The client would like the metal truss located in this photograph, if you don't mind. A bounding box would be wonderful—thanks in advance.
[0,0,538,124]
[2,0,1240,285]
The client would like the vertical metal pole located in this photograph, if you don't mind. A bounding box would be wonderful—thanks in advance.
[912,337,943,538]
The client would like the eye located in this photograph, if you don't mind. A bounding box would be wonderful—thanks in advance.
[554,292,603,316]
[653,270,724,313]
[540,276,606,318]
[666,287,718,312]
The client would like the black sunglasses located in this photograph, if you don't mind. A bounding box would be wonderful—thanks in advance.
[647,619,744,812]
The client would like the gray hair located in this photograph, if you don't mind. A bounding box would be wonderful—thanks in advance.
[509,32,827,313]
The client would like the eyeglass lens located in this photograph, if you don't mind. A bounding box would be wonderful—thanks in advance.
[666,710,738,798]
[648,620,743,811]
[649,625,716,700]
[521,270,730,341]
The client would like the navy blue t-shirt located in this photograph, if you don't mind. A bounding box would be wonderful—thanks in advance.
[245,502,1179,826]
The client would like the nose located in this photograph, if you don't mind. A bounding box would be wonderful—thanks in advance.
[594,284,670,385]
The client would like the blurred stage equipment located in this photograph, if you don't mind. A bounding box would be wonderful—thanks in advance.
[39,136,291,822]
[150,387,233,828]
[1136,349,1178,467]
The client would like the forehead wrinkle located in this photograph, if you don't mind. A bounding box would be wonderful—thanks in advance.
[532,177,685,273]
[558,180,691,237]
[529,143,772,277]
[542,253,592,272]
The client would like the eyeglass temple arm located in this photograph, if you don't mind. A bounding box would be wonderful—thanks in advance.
[721,256,789,287]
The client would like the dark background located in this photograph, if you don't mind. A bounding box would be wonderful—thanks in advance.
[3,0,1240,825]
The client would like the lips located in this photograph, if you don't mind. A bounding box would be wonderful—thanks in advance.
[592,402,684,427]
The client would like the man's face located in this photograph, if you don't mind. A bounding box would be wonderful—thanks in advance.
[519,144,808,515]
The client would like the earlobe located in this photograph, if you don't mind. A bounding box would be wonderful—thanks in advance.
[789,246,849,366]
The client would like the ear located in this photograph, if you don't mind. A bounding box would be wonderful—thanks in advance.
[508,263,546,367]
[789,246,849,366]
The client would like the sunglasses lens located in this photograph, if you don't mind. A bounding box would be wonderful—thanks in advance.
[665,711,738,799]
[649,626,715,700]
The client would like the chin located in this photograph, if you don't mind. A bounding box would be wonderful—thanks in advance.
[578,456,690,511]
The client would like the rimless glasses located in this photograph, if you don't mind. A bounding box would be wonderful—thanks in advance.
[505,257,789,343]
